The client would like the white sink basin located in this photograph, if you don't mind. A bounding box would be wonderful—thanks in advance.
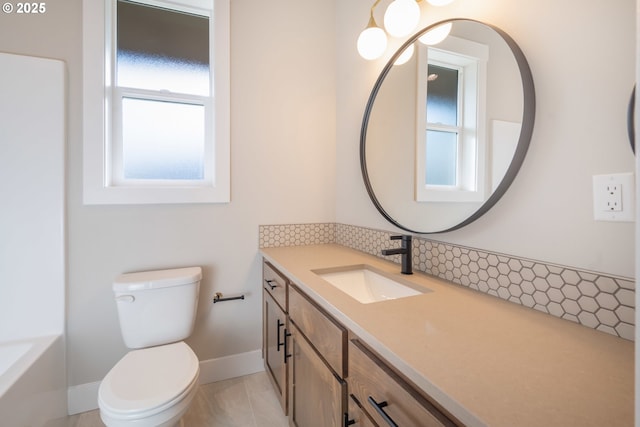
[314,265,428,304]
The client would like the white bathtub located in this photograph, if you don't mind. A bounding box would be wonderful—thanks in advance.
[0,335,67,427]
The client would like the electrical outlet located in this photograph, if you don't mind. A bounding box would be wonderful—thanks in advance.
[604,184,622,212]
[593,173,635,222]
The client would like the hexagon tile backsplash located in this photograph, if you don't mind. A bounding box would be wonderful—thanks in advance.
[259,223,635,340]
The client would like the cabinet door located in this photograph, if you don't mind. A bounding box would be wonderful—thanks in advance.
[264,290,287,413]
[289,324,345,427]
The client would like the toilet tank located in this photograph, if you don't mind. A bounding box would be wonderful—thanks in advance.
[113,267,202,349]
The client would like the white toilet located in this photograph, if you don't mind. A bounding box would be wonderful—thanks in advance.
[98,267,202,427]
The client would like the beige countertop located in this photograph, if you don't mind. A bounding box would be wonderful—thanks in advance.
[261,244,633,427]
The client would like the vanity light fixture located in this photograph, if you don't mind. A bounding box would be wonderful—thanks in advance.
[357,0,388,60]
[357,0,455,61]
[384,0,421,38]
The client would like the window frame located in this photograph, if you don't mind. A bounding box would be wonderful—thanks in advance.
[415,35,488,203]
[83,0,230,205]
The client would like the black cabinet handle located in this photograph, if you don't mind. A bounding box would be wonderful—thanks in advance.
[283,329,292,363]
[276,319,285,352]
[367,396,398,427]
[265,279,277,290]
[343,413,356,426]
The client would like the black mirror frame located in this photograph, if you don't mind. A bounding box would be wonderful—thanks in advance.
[627,86,635,154]
[360,18,536,234]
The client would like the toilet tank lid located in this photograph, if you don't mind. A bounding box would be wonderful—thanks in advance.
[113,267,202,292]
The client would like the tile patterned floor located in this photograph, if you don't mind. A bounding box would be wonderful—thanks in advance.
[66,371,288,427]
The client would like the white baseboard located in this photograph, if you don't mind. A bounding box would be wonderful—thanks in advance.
[67,381,101,415]
[197,349,264,385]
[67,349,264,415]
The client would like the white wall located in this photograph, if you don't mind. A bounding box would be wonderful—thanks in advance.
[0,0,336,392]
[337,0,636,278]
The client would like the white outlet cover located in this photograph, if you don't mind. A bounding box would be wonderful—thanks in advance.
[592,173,635,222]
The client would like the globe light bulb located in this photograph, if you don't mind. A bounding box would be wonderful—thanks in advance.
[384,0,421,38]
[394,43,415,66]
[418,22,452,45]
[357,25,388,60]
[426,0,454,5]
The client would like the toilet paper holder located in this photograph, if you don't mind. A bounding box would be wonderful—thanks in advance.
[213,292,245,304]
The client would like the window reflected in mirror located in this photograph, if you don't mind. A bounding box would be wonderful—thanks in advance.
[416,35,487,202]
[425,64,459,186]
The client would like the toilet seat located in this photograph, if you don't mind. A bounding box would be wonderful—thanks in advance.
[99,341,199,422]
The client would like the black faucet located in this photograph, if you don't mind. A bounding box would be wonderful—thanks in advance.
[381,235,413,275]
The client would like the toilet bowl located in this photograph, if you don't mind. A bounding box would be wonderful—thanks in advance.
[99,267,202,427]
[99,342,199,427]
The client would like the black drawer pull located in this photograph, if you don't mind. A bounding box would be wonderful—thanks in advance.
[343,413,356,426]
[283,329,292,363]
[265,279,277,290]
[276,319,285,351]
[368,396,398,427]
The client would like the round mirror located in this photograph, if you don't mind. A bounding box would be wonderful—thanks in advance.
[360,19,535,233]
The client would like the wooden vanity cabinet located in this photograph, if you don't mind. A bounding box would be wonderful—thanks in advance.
[262,258,462,427]
[262,262,289,414]
[263,261,348,423]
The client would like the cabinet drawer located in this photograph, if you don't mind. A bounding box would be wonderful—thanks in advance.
[263,261,287,310]
[289,285,347,378]
[349,339,460,427]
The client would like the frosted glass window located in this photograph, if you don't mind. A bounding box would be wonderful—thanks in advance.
[117,0,209,96]
[425,130,457,186]
[83,0,230,204]
[122,98,205,180]
[426,64,458,126]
